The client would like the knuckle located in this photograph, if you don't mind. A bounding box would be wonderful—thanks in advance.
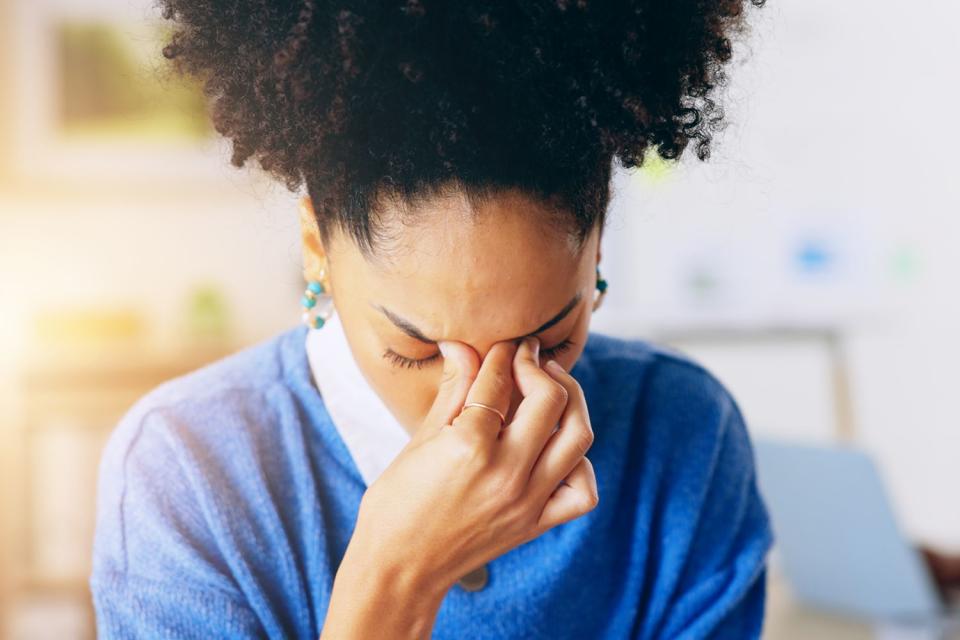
[568,379,586,404]
[541,379,569,407]
[447,431,473,458]
[488,368,512,395]
[574,429,594,456]
[580,487,600,512]
[449,430,490,466]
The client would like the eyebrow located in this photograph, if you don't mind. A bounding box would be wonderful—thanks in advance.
[371,290,583,346]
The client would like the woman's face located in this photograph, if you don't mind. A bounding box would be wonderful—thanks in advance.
[300,189,602,437]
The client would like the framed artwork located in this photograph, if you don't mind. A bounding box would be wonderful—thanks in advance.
[4,0,236,189]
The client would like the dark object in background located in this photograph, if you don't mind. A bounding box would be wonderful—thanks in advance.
[920,546,960,603]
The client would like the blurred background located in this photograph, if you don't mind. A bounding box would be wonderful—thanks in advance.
[1,0,958,638]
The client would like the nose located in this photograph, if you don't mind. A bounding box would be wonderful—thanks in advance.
[472,337,525,363]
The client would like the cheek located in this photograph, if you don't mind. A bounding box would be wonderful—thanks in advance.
[354,345,442,432]
[333,302,439,432]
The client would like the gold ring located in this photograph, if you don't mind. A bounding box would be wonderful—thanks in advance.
[459,402,506,427]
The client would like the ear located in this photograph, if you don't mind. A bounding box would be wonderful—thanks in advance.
[299,196,327,281]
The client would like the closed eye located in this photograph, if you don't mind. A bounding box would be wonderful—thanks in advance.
[382,338,575,371]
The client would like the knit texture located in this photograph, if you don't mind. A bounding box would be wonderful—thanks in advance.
[90,324,773,639]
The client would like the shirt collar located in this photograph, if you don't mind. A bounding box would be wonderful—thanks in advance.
[305,312,411,488]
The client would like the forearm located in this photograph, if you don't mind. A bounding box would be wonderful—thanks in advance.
[320,535,449,640]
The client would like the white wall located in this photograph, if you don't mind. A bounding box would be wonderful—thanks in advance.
[592,0,960,549]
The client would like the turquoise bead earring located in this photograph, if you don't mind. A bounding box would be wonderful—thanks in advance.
[593,267,608,311]
[301,265,335,330]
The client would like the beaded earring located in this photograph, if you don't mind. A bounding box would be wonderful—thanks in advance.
[301,265,335,330]
[593,267,608,311]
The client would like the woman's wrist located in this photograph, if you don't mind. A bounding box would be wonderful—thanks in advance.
[320,529,450,639]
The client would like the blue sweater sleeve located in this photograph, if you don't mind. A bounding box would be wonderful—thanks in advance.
[633,360,774,640]
[89,405,266,639]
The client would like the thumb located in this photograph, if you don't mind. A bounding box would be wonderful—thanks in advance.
[419,340,479,438]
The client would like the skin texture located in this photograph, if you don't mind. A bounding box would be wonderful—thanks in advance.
[299,188,603,437]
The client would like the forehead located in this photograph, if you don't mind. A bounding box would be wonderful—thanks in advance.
[331,190,596,341]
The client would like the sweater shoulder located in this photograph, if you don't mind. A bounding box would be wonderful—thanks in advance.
[99,325,311,475]
[578,329,745,470]
[580,329,734,407]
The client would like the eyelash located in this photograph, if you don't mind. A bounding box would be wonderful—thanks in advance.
[382,338,575,371]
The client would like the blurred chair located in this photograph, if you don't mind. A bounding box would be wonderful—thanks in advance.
[755,438,960,639]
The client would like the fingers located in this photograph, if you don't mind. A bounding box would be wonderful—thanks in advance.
[525,359,595,507]
[451,341,519,441]
[500,337,570,470]
[536,455,599,533]
[418,340,480,441]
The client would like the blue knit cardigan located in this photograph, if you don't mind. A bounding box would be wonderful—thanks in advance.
[90,324,773,639]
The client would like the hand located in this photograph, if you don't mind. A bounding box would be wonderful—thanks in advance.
[350,336,599,593]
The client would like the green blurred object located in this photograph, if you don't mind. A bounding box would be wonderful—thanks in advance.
[687,267,720,301]
[630,148,677,186]
[889,245,921,284]
[184,284,230,340]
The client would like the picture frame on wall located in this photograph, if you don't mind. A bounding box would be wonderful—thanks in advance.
[4,0,240,192]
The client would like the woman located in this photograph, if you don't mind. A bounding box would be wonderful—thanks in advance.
[90,1,771,638]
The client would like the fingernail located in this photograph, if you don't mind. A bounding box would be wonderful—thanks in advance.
[438,341,450,358]
[545,359,564,375]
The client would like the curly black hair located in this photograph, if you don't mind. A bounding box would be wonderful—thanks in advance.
[158,0,764,259]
